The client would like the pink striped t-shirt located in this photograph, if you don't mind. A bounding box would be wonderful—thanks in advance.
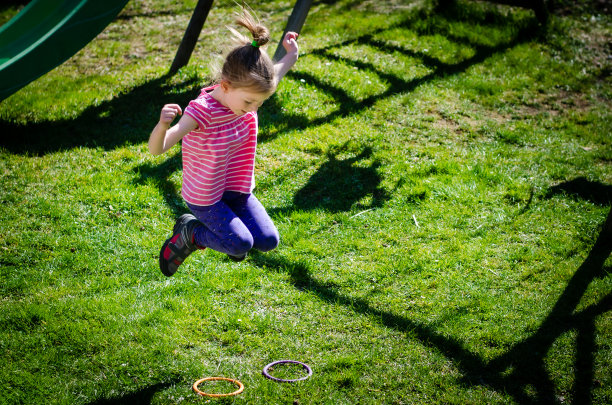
[182,85,258,206]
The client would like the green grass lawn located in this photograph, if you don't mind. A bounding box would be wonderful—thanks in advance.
[1,0,611,403]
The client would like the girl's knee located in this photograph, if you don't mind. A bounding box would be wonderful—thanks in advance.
[254,232,279,252]
[225,234,254,256]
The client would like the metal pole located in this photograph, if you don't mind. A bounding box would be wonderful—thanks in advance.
[169,0,214,74]
[273,0,313,61]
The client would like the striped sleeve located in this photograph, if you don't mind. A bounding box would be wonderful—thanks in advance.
[184,97,211,130]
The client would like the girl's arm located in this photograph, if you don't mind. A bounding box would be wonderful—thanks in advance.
[148,104,198,155]
[274,31,299,86]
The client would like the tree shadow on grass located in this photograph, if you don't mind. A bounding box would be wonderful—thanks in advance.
[546,177,612,206]
[481,224,612,403]
[486,178,612,405]
[251,201,611,404]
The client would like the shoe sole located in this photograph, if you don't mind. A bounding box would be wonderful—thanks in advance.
[159,236,176,277]
[228,253,247,262]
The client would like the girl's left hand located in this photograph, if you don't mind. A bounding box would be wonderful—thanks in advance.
[282,31,299,55]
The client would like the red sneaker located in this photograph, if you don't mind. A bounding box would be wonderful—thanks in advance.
[159,214,203,276]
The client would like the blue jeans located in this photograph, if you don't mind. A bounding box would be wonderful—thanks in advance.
[186,191,279,257]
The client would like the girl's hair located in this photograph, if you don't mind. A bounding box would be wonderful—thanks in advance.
[220,8,276,93]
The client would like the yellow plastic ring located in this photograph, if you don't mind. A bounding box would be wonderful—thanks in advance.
[192,377,245,397]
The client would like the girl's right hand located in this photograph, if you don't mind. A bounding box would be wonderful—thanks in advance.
[160,104,182,126]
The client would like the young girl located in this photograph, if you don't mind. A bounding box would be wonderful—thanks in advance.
[149,9,299,276]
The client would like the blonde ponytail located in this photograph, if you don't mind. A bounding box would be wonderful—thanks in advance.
[219,7,276,93]
[235,8,270,47]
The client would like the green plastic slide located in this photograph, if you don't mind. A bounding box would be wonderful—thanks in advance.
[0,0,130,101]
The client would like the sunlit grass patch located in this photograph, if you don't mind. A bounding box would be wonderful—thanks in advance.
[374,27,477,65]
[1,0,611,404]
[292,53,390,102]
[326,42,434,82]
[273,75,340,120]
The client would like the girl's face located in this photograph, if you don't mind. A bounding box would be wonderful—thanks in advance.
[220,81,272,116]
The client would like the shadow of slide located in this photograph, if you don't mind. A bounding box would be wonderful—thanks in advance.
[87,381,176,405]
[0,75,201,155]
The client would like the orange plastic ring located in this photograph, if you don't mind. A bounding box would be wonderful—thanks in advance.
[192,377,245,397]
